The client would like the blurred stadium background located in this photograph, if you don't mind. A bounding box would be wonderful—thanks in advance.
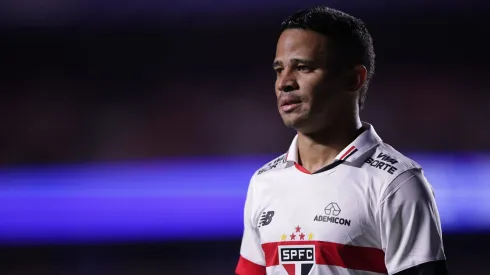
[0,0,489,274]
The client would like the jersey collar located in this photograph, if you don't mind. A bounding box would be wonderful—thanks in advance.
[285,122,382,165]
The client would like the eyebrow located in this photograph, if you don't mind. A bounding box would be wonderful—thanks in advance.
[272,58,315,68]
[272,60,283,68]
[290,58,314,65]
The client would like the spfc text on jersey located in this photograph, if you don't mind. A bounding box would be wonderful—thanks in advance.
[279,245,315,264]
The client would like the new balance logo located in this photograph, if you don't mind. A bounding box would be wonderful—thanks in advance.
[258,211,275,227]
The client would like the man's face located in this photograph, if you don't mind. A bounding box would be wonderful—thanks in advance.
[273,29,345,133]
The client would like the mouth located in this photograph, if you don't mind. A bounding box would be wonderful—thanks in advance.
[281,102,301,112]
[280,98,302,112]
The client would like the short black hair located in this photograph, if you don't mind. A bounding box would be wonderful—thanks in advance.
[281,6,375,109]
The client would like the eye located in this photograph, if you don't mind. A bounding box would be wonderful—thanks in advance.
[274,67,283,74]
[296,65,310,72]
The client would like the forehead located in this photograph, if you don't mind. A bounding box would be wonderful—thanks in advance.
[275,29,330,61]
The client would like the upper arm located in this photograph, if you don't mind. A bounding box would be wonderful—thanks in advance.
[393,260,449,275]
[377,169,447,275]
[235,177,266,275]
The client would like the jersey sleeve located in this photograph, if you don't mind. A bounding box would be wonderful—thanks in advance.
[377,169,447,275]
[235,177,266,275]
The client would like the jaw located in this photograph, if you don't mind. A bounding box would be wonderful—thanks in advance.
[280,108,334,135]
[279,102,318,131]
[280,111,310,130]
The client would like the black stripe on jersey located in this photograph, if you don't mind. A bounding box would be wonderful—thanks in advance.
[394,260,448,275]
[312,160,344,174]
[307,126,365,174]
[342,148,358,161]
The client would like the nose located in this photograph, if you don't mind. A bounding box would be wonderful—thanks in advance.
[277,70,299,93]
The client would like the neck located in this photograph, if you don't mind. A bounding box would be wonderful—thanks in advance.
[297,117,362,173]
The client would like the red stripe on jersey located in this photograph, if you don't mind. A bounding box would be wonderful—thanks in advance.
[235,256,266,275]
[339,146,356,160]
[262,241,387,274]
[283,264,295,275]
[294,163,311,174]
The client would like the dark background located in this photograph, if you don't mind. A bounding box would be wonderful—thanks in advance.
[0,1,489,274]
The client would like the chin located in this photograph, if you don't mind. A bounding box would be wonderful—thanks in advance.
[280,107,318,130]
[282,115,326,134]
[281,115,308,130]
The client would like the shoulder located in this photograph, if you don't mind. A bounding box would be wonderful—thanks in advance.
[363,142,422,177]
[245,153,288,197]
[253,153,288,177]
[362,142,425,197]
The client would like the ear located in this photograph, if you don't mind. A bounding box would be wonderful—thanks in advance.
[345,65,367,93]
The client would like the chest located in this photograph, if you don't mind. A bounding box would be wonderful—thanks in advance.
[254,169,380,248]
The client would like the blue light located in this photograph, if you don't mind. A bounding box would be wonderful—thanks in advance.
[0,154,489,244]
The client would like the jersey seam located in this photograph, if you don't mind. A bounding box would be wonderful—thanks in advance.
[378,169,418,206]
[250,175,258,228]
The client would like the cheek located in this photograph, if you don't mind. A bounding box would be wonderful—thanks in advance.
[298,76,324,100]
[303,80,334,113]
[274,79,281,97]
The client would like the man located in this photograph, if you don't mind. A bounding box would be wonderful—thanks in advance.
[235,6,448,275]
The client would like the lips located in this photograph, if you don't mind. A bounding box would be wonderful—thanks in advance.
[279,96,302,107]
[279,96,302,112]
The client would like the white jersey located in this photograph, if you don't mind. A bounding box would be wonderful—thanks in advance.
[236,122,446,275]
